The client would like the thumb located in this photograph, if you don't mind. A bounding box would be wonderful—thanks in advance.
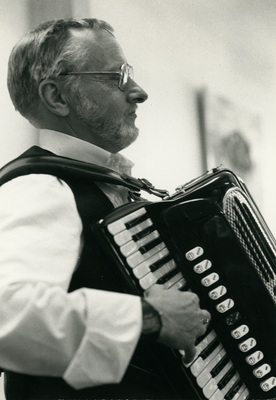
[182,345,197,365]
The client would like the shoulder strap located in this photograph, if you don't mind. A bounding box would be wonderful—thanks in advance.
[0,154,169,199]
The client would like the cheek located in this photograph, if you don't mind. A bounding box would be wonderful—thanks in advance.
[105,99,126,121]
[102,88,126,117]
[81,84,127,120]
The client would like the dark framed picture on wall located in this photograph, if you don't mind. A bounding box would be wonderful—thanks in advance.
[198,89,263,206]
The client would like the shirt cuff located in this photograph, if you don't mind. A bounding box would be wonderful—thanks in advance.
[63,289,142,389]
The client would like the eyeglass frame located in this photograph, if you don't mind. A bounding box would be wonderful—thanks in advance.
[58,62,134,91]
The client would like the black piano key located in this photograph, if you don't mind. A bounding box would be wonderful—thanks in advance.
[132,225,155,241]
[218,366,236,390]
[125,213,148,229]
[157,268,178,284]
[211,354,229,377]
[194,327,213,348]
[139,237,163,254]
[225,378,243,400]
[200,338,220,360]
[150,254,172,272]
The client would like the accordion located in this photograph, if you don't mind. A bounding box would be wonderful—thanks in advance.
[91,167,276,400]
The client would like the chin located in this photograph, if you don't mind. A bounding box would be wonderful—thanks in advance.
[121,128,139,150]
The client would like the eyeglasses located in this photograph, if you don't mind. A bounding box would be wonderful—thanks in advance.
[59,63,134,91]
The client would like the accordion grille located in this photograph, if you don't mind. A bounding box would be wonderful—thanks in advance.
[223,188,276,303]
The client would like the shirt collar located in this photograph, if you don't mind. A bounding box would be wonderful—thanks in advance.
[38,129,134,175]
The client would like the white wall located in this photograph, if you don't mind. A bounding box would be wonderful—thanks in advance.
[89,0,276,233]
[0,1,38,167]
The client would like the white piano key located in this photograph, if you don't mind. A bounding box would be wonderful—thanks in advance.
[171,277,186,290]
[131,247,170,274]
[209,372,241,400]
[218,371,240,398]
[231,383,249,400]
[133,258,176,281]
[196,348,227,388]
[234,385,250,400]
[113,229,132,246]
[113,218,153,245]
[107,207,147,235]
[202,360,233,399]
[153,260,176,279]
[163,272,183,289]
[162,276,187,292]
[126,251,146,268]
[209,389,224,400]
[190,343,223,377]
[195,330,217,356]
[120,230,160,257]
[120,239,142,258]
[126,242,166,268]
[132,262,151,279]
[203,378,218,399]
[186,330,218,368]
[139,272,158,290]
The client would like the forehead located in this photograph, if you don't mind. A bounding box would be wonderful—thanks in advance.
[69,28,127,69]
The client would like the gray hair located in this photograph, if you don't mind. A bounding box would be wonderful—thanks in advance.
[7,18,114,123]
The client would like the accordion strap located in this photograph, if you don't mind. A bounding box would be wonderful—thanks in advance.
[0,154,169,199]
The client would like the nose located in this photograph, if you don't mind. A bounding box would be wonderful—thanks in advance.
[126,78,148,103]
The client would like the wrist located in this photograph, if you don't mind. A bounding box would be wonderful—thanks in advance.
[140,298,162,341]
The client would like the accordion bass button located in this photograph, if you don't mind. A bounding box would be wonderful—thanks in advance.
[193,259,212,274]
[225,311,241,326]
[208,285,227,300]
[260,376,276,392]
[253,363,271,378]
[216,298,235,313]
[185,246,204,261]
[238,337,257,352]
[245,350,264,365]
[201,273,219,287]
[231,324,249,339]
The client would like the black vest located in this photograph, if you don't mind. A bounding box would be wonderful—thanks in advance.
[4,147,181,400]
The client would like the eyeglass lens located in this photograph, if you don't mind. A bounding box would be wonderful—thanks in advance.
[120,64,134,89]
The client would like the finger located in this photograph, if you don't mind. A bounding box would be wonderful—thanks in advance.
[144,284,166,297]
[197,310,211,337]
[182,345,197,365]
[200,310,211,326]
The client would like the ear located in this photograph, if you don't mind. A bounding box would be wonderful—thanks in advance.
[38,79,70,117]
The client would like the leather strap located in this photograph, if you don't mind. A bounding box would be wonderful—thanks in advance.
[0,154,169,199]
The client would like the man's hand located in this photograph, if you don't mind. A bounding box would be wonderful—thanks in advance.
[144,285,211,364]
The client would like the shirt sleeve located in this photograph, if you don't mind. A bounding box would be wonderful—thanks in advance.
[0,174,142,388]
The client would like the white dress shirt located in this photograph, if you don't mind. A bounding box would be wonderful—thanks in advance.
[0,129,142,389]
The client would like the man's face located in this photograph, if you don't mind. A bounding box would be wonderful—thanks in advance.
[65,29,148,153]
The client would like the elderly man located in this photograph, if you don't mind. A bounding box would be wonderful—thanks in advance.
[0,18,210,399]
